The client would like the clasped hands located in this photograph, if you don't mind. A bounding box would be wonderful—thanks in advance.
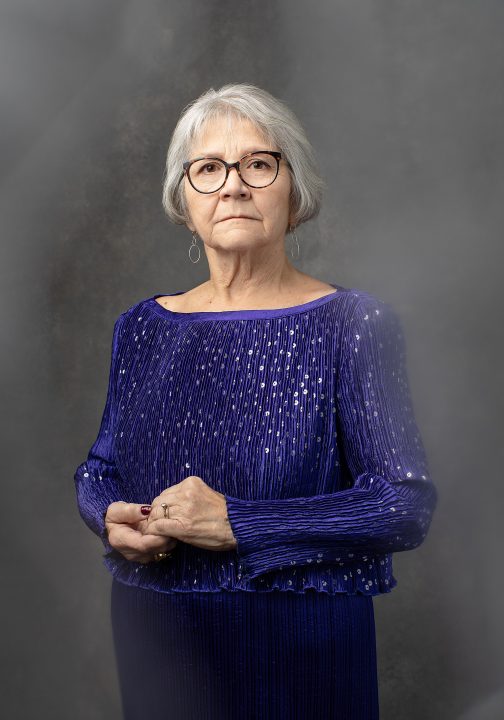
[104,475,237,564]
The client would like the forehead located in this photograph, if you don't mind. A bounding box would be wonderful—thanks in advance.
[190,115,272,157]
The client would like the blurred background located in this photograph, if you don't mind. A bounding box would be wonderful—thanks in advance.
[1,1,503,718]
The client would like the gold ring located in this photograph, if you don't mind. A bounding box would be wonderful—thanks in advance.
[161,502,169,518]
[153,551,172,562]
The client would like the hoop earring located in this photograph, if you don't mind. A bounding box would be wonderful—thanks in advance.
[289,225,300,259]
[189,231,201,263]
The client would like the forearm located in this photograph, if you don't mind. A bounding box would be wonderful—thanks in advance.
[225,473,437,579]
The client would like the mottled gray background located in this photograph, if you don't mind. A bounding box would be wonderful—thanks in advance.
[1,1,503,718]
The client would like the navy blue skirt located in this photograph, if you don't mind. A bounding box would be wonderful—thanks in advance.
[110,577,379,719]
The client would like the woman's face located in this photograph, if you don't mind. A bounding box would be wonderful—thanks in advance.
[183,116,293,252]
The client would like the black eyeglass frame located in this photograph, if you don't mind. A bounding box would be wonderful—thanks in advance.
[182,150,290,194]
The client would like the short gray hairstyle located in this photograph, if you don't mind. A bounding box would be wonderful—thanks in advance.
[161,83,326,232]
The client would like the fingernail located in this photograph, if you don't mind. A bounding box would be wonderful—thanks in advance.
[140,505,152,515]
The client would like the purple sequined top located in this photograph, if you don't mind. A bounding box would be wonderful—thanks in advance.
[74,283,438,596]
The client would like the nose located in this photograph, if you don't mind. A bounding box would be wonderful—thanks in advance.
[219,166,251,198]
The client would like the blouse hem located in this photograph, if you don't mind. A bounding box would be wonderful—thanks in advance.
[102,553,398,597]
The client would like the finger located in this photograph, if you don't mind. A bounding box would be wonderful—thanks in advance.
[142,518,183,539]
[121,537,179,564]
[106,502,152,525]
[113,533,178,563]
[111,524,170,554]
[149,490,180,515]
[144,501,183,528]
[146,538,179,563]
[143,537,178,555]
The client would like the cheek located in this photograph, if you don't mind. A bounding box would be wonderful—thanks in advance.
[264,190,291,223]
[185,194,214,222]
[273,176,292,214]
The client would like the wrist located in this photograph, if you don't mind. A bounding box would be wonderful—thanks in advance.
[224,515,237,549]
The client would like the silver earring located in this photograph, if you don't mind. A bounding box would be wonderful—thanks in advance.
[189,231,201,263]
[289,225,300,259]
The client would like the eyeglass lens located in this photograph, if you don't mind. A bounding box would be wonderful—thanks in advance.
[188,153,278,192]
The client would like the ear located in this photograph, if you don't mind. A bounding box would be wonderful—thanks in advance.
[181,186,194,232]
[184,207,195,233]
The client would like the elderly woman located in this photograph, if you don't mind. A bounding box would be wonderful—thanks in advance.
[74,83,437,719]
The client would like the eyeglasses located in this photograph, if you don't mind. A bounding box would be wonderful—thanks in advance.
[182,150,288,194]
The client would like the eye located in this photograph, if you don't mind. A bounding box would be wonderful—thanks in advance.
[244,155,276,171]
[199,162,219,174]
[246,159,270,170]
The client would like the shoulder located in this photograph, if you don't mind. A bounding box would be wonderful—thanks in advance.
[116,296,151,325]
[110,297,150,345]
[337,288,404,358]
[341,288,399,326]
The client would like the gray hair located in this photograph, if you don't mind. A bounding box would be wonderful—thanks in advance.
[161,83,326,232]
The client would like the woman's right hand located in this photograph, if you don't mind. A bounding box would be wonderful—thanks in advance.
[104,501,178,564]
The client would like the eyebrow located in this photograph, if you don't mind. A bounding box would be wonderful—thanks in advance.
[193,147,273,158]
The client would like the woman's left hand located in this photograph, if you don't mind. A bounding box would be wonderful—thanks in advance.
[142,475,237,552]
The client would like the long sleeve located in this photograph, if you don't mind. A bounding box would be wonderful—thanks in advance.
[74,312,127,555]
[224,293,438,580]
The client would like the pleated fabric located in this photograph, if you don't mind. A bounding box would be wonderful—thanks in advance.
[110,577,379,720]
[74,283,438,598]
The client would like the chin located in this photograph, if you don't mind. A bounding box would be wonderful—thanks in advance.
[214,229,262,242]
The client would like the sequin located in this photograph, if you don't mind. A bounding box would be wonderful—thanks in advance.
[73,285,437,597]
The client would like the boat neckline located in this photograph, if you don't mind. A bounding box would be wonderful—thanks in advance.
[145,283,348,321]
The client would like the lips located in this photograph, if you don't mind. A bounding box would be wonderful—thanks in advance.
[221,216,255,221]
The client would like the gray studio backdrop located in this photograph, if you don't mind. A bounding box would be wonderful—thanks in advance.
[1,1,503,718]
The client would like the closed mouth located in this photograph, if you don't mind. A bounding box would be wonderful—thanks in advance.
[221,216,256,221]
